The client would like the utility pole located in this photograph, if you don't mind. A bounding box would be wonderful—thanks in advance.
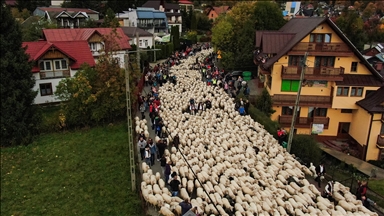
[124,54,136,191]
[287,52,308,153]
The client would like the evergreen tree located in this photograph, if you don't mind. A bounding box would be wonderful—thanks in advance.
[255,88,275,117]
[16,0,50,13]
[1,3,41,147]
[171,26,180,51]
[101,8,119,28]
[190,11,197,31]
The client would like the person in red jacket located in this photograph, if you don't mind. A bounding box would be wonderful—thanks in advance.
[356,180,368,200]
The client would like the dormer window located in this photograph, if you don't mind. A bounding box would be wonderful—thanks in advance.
[39,61,52,71]
[54,60,68,70]
[89,42,97,51]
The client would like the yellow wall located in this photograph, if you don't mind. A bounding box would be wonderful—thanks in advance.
[350,108,370,145]
[366,113,382,161]
[332,86,379,109]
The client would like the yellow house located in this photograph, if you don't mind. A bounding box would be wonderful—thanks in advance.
[254,17,384,161]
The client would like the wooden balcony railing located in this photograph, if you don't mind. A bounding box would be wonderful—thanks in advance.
[377,135,384,148]
[40,70,70,79]
[282,66,344,81]
[278,115,330,128]
[291,42,352,52]
[273,94,332,107]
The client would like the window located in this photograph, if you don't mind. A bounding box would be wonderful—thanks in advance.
[281,80,300,92]
[308,107,327,117]
[54,60,68,70]
[290,7,295,13]
[341,109,353,113]
[288,56,304,66]
[337,87,349,96]
[144,39,148,47]
[211,14,213,17]
[139,40,143,47]
[39,83,53,96]
[309,33,332,43]
[350,87,363,97]
[39,60,52,71]
[314,108,327,117]
[351,62,358,72]
[315,56,335,67]
[89,43,97,51]
[282,106,294,115]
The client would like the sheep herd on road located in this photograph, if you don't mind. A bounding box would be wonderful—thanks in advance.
[136,49,377,216]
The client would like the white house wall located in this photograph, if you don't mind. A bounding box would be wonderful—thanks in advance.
[129,36,154,48]
[33,70,77,104]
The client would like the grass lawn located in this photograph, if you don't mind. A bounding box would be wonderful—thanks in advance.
[1,123,144,216]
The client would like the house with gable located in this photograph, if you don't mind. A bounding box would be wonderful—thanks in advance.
[117,8,169,35]
[23,41,95,104]
[33,7,99,28]
[42,28,131,68]
[142,0,182,34]
[206,6,231,20]
[254,17,384,161]
[121,27,154,49]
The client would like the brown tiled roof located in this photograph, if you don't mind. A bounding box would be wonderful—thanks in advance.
[213,6,230,15]
[356,86,384,113]
[121,27,153,37]
[259,17,384,82]
[256,32,295,54]
[261,17,326,68]
[336,75,383,87]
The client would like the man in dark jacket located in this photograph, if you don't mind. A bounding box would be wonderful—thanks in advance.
[179,199,192,215]
[315,162,326,188]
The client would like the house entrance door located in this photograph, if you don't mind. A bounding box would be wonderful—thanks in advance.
[337,122,350,139]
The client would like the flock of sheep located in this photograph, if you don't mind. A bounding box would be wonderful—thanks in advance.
[135,49,377,216]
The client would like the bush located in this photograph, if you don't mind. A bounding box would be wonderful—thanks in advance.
[291,135,322,166]
[247,105,280,139]
[367,160,384,169]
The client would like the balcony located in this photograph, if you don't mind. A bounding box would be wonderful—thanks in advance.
[278,115,330,129]
[272,94,332,107]
[154,23,167,29]
[137,23,153,29]
[377,135,384,148]
[40,70,70,79]
[289,42,353,56]
[282,66,344,81]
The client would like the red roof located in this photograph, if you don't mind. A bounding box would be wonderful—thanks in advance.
[43,28,131,50]
[213,6,230,15]
[178,0,193,5]
[23,41,95,72]
[5,0,16,6]
[36,7,99,14]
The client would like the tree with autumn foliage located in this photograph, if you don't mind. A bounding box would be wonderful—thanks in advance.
[55,30,140,127]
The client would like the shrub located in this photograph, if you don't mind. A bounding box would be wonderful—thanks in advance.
[247,105,280,139]
[367,160,384,169]
[291,135,322,166]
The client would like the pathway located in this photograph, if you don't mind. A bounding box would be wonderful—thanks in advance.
[320,145,384,180]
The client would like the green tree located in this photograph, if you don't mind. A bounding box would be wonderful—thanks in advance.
[55,31,141,127]
[253,1,287,30]
[196,12,212,31]
[171,25,180,51]
[101,8,119,28]
[16,0,50,13]
[1,4,41,146]
[255,88,275,117]
[336,10,367,50]
[21,17,58,42]
[190,11,197,31]
[211,1,285,70]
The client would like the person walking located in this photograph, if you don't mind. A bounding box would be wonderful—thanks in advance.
[148,139,157,166]
[144,146,151,166]
[139,103,145,120]
[315,162,326,188]
[164,161,172,184]
[179,198,193,215]
[169,172,181,196]
[137,137,147,160]
[356,180,368,200]
[323,180,334,201]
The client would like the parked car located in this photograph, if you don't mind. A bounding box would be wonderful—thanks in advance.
[225,70,243,82]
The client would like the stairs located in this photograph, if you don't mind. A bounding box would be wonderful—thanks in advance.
[322,140,343,152]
